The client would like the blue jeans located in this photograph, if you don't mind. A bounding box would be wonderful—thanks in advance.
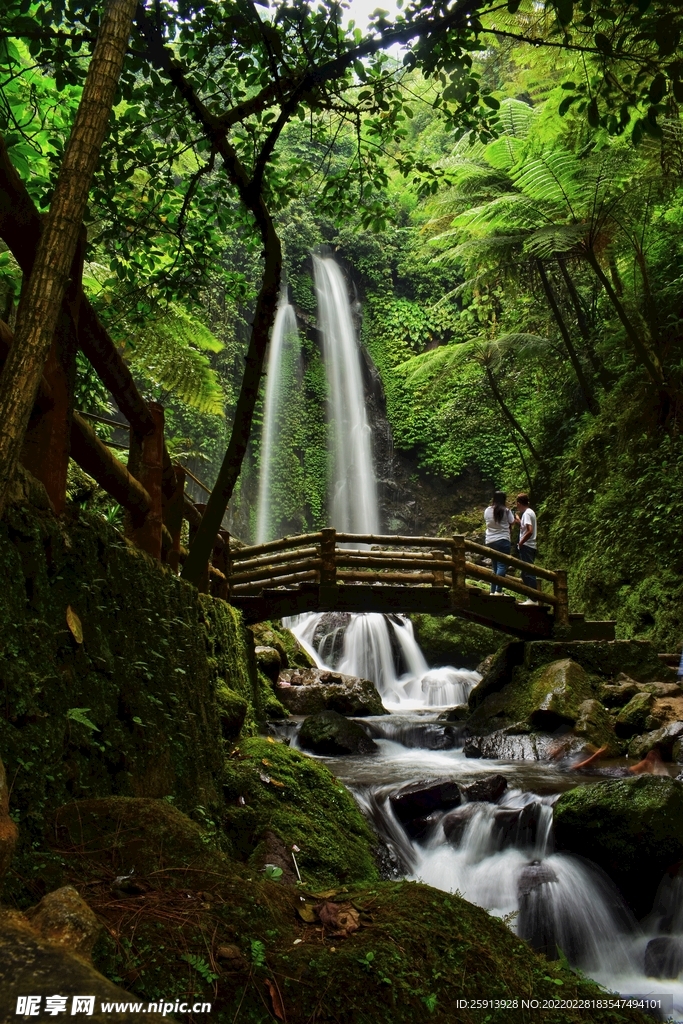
[488,539,511,593]
[518,544,537,591]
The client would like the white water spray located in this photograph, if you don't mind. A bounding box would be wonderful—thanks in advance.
[255,292,300,544]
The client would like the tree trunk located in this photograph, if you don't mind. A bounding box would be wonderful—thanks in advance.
[483,363,542,463]
[0,0,137,516]
[537,261,599,415]
[584,248,665,387]
[557,259,613,391]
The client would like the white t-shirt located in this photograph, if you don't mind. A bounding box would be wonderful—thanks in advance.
[484,505,515,544]
[518,507,537,549]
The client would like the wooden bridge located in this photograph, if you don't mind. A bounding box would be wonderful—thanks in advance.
[225,529,615,641]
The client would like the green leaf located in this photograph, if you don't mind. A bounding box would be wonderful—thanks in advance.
[482,95,500,110]
[558,95,577,116]
[594,32,612,55]
[67,708,98,732]
[649,73,666,104]
[507,0,522,11]
[587,97,600,127]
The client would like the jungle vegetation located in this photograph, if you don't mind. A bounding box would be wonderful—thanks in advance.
[0,0,682,643]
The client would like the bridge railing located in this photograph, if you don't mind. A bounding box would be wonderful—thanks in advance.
[227,528,569,626]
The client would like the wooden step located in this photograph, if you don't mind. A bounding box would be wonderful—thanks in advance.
[659,653,680,668]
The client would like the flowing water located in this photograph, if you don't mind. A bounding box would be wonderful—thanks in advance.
[256,292,301,544]
[276,712,683,1018]
[255,259,683,1014]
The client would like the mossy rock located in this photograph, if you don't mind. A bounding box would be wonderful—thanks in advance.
[298,710,378,756]
[524,640,674,683]
[468,658,595,734]
[573,699,619,754]
[554,776,683,916]
[615,692,655,738]
[410,614,501,670]
[51,796,230,877]
[468,641,526,710]
[250,620,315,669]
[215,681,249,738]
[222,737,378,888]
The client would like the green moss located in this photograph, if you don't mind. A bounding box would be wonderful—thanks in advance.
[410,614,501,669]
[250,620,315,669]
[0,505,259,903]
[554,775,683,916]
[60,796,652,1024]
[222,738,379,888]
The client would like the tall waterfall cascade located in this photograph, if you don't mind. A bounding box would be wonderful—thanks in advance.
[254,255,478,708]
[255,292,301,544]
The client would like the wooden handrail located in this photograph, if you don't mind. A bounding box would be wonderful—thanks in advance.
[231,532,323,560]
[465,539,557,581]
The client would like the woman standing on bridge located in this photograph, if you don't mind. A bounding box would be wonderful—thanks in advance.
[484,492,515,594]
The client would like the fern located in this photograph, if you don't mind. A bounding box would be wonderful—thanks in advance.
[124,305,226,416]
[181,953,218,984]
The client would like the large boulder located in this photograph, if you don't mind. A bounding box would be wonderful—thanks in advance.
[526,659,595,730]
[390,781,461,824]
[25,886,101,962]
[0,909,173,1021]
[298,711,377,756]
[255,645,282,682]
[573,699,620,753]
[249,620,315,669]
[554,776,683,915]
[628,721,683,760]
[523,640,675,683]
[615,692,655,737]
[276,668,386,716]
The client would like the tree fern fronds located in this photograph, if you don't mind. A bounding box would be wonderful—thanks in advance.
[494,98,535,141]
[484,134,526,171]
[513,153,583,215]
[524,224,587,258]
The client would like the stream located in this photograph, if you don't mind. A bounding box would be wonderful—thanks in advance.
[274,698,683,1019]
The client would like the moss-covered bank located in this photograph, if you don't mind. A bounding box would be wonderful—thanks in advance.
[0,504,267,901]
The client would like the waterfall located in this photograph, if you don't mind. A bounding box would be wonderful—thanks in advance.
[255,292,300,544]
[284,256,476,708]
[313,255,378,535]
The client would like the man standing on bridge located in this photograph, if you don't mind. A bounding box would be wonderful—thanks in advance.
[515,493,538,602]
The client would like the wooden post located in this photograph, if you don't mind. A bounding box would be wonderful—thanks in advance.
[432,549,445,587]
[126,402,164,559]
[162,464,185,573]
[451,535,468,608]
[553,569,570,629]
[320,528,337,585]
[189,501,210,593]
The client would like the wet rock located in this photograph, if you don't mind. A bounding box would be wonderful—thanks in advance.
[523,640,675,684]
[464,729,584,761]
[599,679,640,708]
[573,698,619,753]
[25,886,101,962]
[462,774,507,803]
[298,711,378,756]
[0,754,18,880]
[526,659,594,730]
[554,776,683,916]
[641,682,683,698]
[215,943,248,971]
[0,909,173,1021]
[437,705,470,722]
[629,721,683,761]
[249,621,315,669]
[494,803,542,849]
[442,805,479,846]
[615,692,655,738]
[276,668,386,716]
[468,642,526,709]
[255,645,282,683]
[517,861,560,959]
[404,813,442,842]
[390,780,461,824]
[644,937,683,979]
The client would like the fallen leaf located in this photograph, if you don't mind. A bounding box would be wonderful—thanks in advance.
[270,778,285,788]
[317,901,360,938]
[66,605,83,644]
[264,978,285,1021]
[261,758,272,766]
[296,903,317,923]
